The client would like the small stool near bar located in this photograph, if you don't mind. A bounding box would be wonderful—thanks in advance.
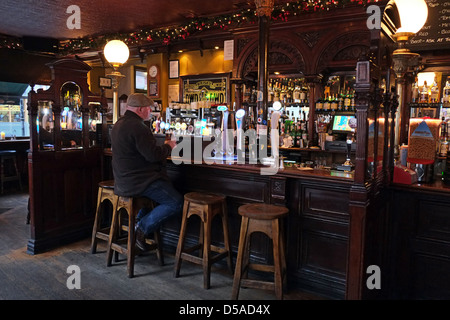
[174,192,233,289]
[232,203,288,300]
[91,180,117,254]
[106,195,164,278]
[0,150,22,194]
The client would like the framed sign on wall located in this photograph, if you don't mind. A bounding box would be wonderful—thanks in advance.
[148,64,160,98]
[134,66,148,93]
[180,73,230,104]
[169,60,179,79]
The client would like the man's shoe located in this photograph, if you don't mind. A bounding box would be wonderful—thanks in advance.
[135,225,149,252]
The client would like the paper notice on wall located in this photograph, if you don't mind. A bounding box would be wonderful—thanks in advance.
[224,40,234,61]
[168,85,179,103]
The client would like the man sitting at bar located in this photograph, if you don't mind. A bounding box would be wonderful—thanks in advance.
[111,93,183,251]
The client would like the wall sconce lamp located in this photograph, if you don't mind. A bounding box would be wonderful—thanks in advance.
[103,39,130,123]
[391,0,428,75]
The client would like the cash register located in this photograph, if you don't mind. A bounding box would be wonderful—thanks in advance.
[326,113,357,171]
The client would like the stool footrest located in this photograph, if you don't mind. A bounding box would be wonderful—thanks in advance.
[241,279,275,291]
[180,252,203,265]
[110,240,128,255]
[183,244,202,254]
[247,263,275,273]
[180,251,229,266]
[95,227,111,241]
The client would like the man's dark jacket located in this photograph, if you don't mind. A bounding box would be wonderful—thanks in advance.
[111,110,172,196]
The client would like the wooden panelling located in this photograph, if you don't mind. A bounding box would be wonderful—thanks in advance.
[288,182,351,299]
[417,200,450,242]
[412,253,450,300]
[303,186,350,218]
[389,187,450,299]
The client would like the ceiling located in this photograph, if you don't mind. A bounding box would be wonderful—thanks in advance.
[0,0,293,84]
[0,0,291,39]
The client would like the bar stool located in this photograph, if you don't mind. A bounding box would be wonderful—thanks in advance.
[174,192,233,289]
[91,180,117,254]
[231,203,288,300]
[106,195,164,278]
[0,150,22,194]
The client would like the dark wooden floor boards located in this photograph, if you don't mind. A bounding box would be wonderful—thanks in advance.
[0,191,323,301]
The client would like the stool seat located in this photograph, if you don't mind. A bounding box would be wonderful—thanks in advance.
[238,203,288,220]
[99,180,114,189]
[184,192,225,205]
[232,203,288,300]
[174,192,232,289]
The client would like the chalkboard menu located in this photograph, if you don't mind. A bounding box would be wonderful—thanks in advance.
[408,0,450,51]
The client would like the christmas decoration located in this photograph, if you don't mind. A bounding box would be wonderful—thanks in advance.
[0,0,380,54]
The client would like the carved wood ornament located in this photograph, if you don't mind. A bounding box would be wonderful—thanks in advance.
[255,0,275,17]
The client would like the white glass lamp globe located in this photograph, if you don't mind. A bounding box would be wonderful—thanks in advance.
[394,0,428,35]
[103,40,130,67]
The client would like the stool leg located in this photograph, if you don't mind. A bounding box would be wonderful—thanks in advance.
[12,157,22,191]
[1,157,4,194]
[174,199,189,278]
[154,229,164,266]
[106,207,119,267]
[272,219,283,300]
[127,208,136,278]
[280,219,287,290]
[203,204,212,289]
[91,187,104,254]
[231,216,249,300]
[221,200,233,275]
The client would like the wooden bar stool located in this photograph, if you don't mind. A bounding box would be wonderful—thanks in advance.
[174,192,233,289]
[0,150,22,194]
[91,180,117,254]
[106,196,164,278]
[231,203,288,300]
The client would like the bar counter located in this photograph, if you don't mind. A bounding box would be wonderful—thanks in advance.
[104,148,354,299]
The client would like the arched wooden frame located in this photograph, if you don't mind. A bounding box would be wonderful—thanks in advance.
[315,31,371,76]
[236,38,306,79]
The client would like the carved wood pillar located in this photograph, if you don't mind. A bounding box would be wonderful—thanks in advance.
[231,78,244,111]
[304,75,322,147]
[255,0,274,125]
[347,59,372,300]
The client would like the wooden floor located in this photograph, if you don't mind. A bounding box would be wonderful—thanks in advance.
[0,190,325,301]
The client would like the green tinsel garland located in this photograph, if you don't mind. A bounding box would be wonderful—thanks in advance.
[0,0,380,55]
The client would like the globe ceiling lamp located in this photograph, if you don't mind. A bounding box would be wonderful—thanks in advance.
[103,40,130,123]
[391,0,428,61]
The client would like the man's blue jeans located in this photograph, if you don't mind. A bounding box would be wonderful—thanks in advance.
[136,179,183,236]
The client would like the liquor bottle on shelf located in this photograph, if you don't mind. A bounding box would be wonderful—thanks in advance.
[412,77,420,103]
[430,77,439,103]
[443,77,450,104]
[293,84,301,103]
[420,81,429,104]
[338,91,344,111]
[268,79,274,103]
[331,94,338,112]
[300,86,307,104]
[291,122,298,147]
[344,89,351,111]
[323,94,330,112]
[439,117,449,158]
[296,122,303,148]
[315,97,323,113]
[350,90,356,112]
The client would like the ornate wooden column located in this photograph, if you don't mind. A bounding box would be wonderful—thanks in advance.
[304,75,322,146]
[255,0,274,125]
[231,78,244,110]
